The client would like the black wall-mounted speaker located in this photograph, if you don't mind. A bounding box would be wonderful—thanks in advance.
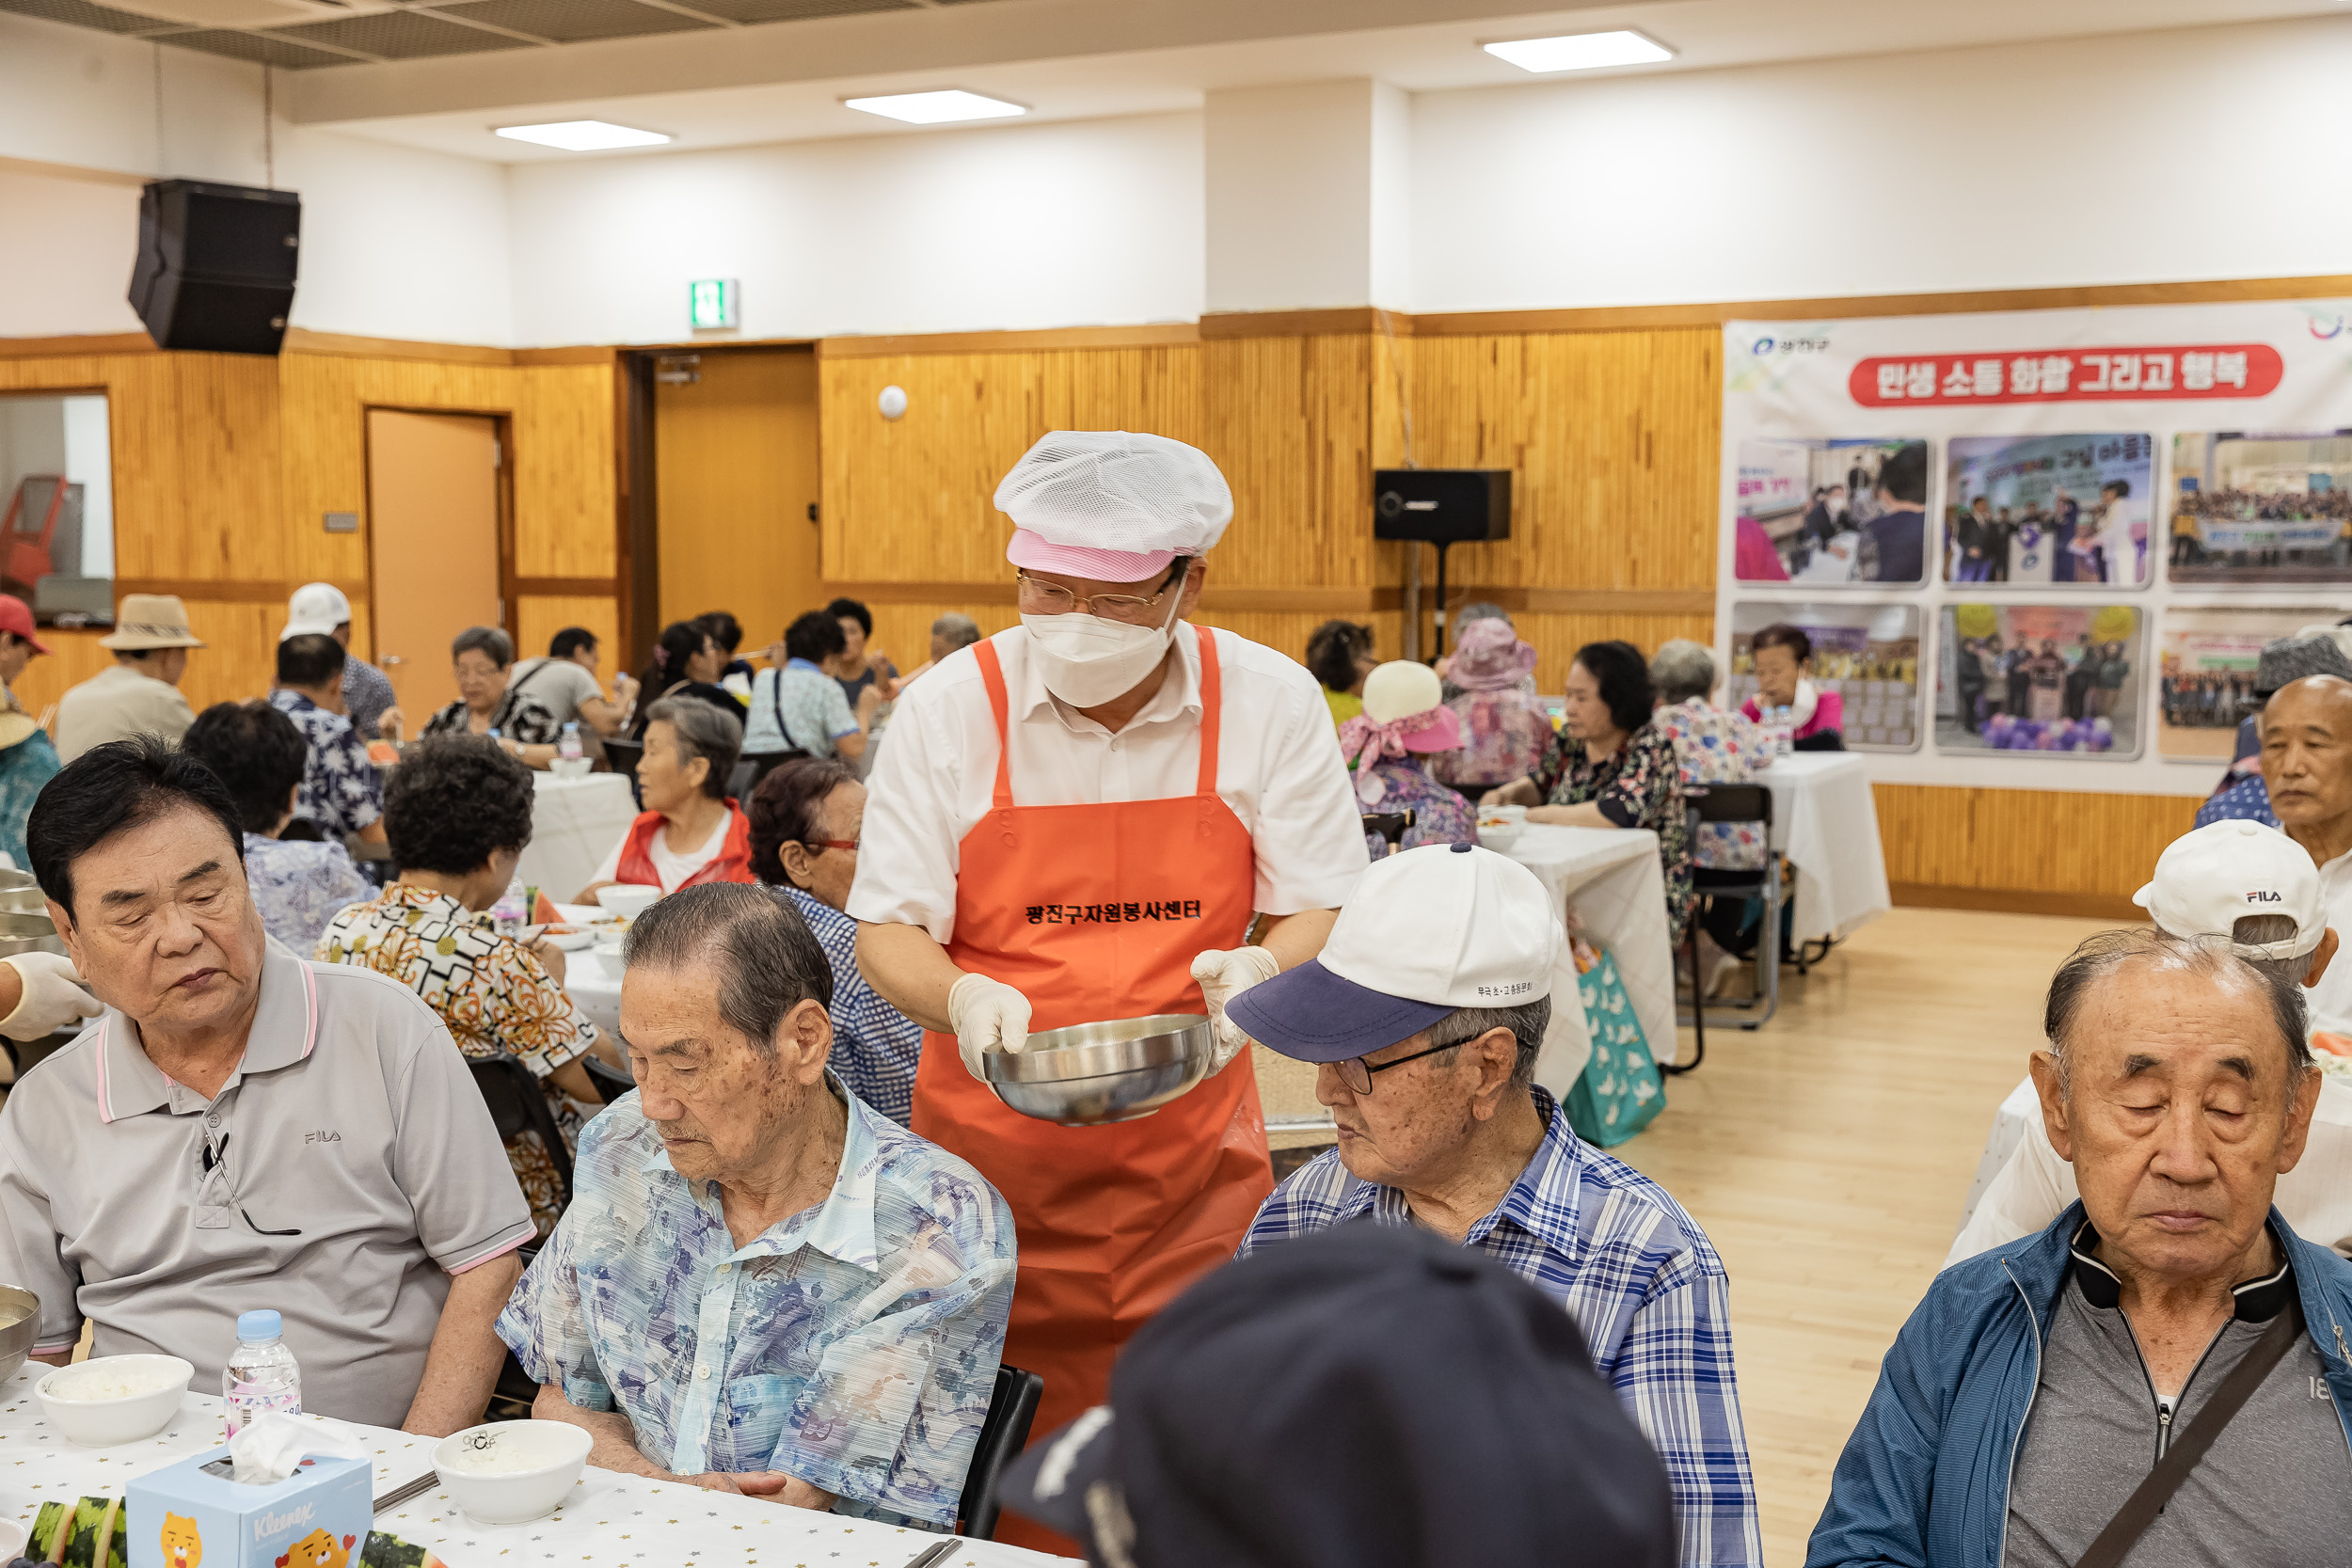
[1372,467,1513,544]
[128,180,301,356]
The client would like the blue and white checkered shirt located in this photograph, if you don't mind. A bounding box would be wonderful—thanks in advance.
[783,885,924,1126]
[1238,1086,1762,1566]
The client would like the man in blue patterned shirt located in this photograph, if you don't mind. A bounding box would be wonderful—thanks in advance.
[283,582,398,741]
[269,634,386,848]
[499,882,1014,1530]
[1230,843,1763,1567]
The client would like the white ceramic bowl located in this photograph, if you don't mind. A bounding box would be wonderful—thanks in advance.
[0,1516,23,1558]
[1475,821,1524,852]
[548,756,594,780]
[594,885,660,922]
[433,1420,593,1524]
[541,925,596,952]
[36,1354,193,1446]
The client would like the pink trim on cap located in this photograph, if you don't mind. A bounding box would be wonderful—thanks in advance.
[1006,529,1176,583]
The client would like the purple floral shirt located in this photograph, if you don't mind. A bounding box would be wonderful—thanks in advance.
[1358,756,1476,857]
[1432,687,1553,790]
[1650,698,1772,872]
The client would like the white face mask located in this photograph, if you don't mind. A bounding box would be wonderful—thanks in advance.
[1022,587,1183,707]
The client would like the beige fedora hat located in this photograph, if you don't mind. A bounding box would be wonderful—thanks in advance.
[101,594,206,651]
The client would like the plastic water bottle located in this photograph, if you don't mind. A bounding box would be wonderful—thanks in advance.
[1773,705,1794,756]
[223,1309,300,1440]
[491,876,528,936]
[558,721,584,762]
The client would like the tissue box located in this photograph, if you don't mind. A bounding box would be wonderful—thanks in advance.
[128,1447,373,1568]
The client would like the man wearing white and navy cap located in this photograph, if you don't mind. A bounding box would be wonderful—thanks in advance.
[1947,817,2352,1265]
[281,581,399,742]
[850,431,1366,1547]
[1231,842,1762,1568]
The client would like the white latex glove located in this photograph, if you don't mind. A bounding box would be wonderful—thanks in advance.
[0,952,102,1042]
[946,973,1033,1080]
[1190,945,1280,1069]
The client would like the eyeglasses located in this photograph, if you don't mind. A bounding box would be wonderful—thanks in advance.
[806,839,859,854]
[1334,1037,1460,1096]
[1014,564,1186,626]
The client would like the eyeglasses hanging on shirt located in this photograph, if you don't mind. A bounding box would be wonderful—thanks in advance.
[196,1132,303,1237]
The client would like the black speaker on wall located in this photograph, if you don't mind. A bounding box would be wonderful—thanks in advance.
[128,180,301,356]
[1372,467,1513,544]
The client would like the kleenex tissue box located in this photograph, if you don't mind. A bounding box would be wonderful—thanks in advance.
[128,1447,372,1568]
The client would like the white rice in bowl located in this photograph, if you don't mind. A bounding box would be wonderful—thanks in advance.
[440,1427,578,1474]
[46,1360,184,1402]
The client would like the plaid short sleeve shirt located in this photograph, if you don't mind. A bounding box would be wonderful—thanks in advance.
[780,886,923,1126]
[1239,1086,1762,1567]
[497,1083,1016,1529]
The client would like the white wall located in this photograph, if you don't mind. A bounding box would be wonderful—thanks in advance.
[1409,15,2352,313]
[503,110,1202,345]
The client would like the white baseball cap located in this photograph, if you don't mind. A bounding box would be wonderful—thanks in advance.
[281,581,351,641]
[1229,842,1565,1059]
[2133,819,2326,959]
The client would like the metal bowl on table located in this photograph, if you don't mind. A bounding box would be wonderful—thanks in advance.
[0,1285,40,1386]
[0,912,62,960]
[0,869,44,918]
[983,1013,1217,1126]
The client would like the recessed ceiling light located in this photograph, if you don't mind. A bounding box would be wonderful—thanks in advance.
[843,90,1027,126]
[1483,30,1675,73]
[494,120,673,151]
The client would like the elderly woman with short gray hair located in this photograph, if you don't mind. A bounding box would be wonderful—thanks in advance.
[1647,640,1773,993]
[421,624,564,766]
[576,695,756,899]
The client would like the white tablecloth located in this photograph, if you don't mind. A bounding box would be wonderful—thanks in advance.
[516,774,640,907]
[1756,752,1892,943]
[558,904,624,1038]
[1498,825,1676,1071]
[1948,1071,2352,1265]
[0,1371,1071,1567]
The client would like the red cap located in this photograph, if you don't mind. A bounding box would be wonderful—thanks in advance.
[0,596,51,656]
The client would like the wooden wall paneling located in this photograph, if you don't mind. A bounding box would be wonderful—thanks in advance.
[818,347,1205,587]
[142,354,284,582]
[513,364,618,579]
[1191,609,1405,674]
[276,354,391,591]
[11,629,114,719]
[1873,784,2199,906]
[1199,334,1383,593]
[1405,330,1721,599]
[516,595,621,670]
[860,599,1025,680]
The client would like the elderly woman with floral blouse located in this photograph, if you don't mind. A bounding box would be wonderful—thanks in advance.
[1483,639,1693,943]
[421,626,563,768]
[317,735,607,1234]
[1340,661,1475,855]
[1648,639,1772,991]
[1432,614,1551,797]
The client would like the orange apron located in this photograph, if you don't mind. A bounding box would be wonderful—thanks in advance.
[912,625,1273,1555]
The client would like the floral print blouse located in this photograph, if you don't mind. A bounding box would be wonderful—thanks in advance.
[423,689,561,746]
[316,882,599,1235]
[1431,687,1554,790]
[1358,756,1477,858]
[1649,698,1772,873]
[1532,722,1694,942]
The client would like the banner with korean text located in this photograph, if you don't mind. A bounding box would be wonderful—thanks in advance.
[1720,297,2352,794]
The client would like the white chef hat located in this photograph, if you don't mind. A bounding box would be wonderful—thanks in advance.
[995,431,1234,581]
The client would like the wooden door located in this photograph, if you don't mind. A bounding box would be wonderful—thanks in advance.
[654,349,820,649]
[367,409,503,723]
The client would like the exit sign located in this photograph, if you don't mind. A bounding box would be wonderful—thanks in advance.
[688,278,739,330]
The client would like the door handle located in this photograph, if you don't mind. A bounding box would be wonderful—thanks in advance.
[382,655,405,666]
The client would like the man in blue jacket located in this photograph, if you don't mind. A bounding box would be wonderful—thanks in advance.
[1809,927,2352,1568]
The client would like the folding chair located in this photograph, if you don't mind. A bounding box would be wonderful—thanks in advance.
[581,1053,635,1106]
[958,1364,1045,1540]
[466,1053,577,1213]
[1669,784,1782,1074]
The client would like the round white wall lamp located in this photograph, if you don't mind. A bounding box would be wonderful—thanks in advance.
[878,385,909,420]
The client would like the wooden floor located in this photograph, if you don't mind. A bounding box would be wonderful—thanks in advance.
[1614,906,2110,1566]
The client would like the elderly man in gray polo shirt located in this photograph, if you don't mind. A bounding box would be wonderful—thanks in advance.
[0,737,535,1434]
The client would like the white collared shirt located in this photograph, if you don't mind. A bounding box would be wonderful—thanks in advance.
[847,624,1369,942]
[2308,845,2352,1037]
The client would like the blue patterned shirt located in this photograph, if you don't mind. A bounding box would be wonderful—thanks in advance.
[268,689,382,838]
[2196,770,2278,830]
[744,659,859,756]
[342,657,397,742]
[497,1079,1015,1528]
[781,885,923,1126]
[243,832,370,950]
[1239,1086,1762,1566]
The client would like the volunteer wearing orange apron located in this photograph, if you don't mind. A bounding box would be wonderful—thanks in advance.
[850,432,1368,1552]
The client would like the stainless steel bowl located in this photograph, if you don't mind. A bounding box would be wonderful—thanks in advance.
[0,911,62,960]
[0,1286,40,1386]
[983,1013,1217,1126]
[0,870,44,918]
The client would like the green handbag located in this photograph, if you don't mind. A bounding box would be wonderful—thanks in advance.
[1564,947,1665,1148]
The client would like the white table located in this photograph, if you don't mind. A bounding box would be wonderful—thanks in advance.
[516,774,640,907]
[0,1370,1072,1567]
[1756,752,1892,944]
[1499,825,1676,1072]
[557,903,625,1038]
[1948,1069,2352,1265]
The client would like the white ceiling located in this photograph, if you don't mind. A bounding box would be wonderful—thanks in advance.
[294,0,2352,164]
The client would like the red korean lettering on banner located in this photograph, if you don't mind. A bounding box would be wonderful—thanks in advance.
[1849,344,2280,406]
